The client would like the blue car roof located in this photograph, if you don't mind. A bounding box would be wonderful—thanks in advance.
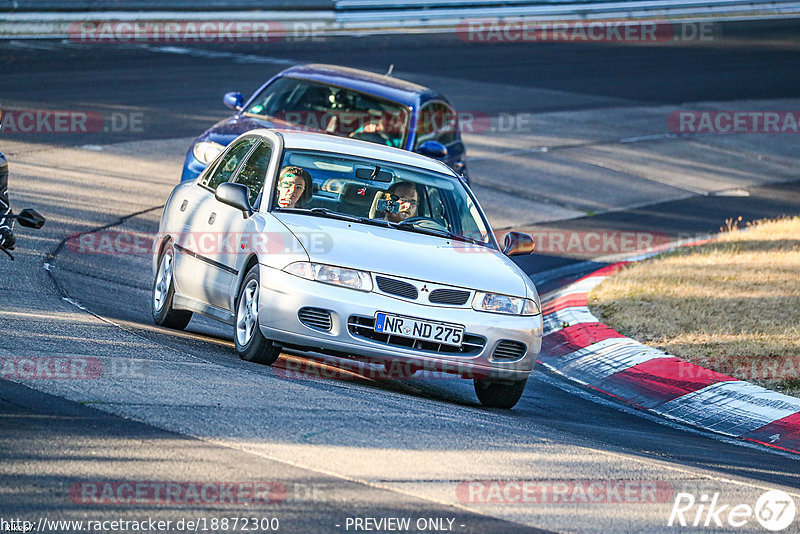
[277,64,440,108]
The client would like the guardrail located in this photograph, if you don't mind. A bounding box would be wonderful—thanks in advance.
[336,0,800,25]
[1,0,798,38]
[0,0,334,10]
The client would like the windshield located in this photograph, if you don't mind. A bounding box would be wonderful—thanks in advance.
[244,77,410,150]
[272,149,495,248]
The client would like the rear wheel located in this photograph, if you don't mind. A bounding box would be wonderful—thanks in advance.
[474,378,528,409]
[235,265,281,365]
[152,242,192,330]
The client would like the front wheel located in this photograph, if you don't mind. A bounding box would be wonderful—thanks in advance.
[152,242,193,330]
[474,378,528,409]
[235,265,281,365]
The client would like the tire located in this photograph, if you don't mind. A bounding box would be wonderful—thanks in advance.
[234,265,281,365]
[152,241,193,330]
[474,378,528,409]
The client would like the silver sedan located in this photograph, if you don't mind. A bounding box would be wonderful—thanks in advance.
[152,129,542,408]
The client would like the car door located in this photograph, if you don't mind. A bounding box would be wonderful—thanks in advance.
[172,137,258,309]
[205,139,275,309]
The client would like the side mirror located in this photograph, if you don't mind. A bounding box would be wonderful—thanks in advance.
[416,140,448,159]
[215,182,253,217]
[223,92,244,111]
[502,231,535,256]
[16,208,46,229]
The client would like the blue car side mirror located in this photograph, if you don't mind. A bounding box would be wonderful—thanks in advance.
[223,92,244,111]
[416,140,448,159]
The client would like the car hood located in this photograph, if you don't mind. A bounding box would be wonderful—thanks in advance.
[273,213,527,297]
[198,115,276,146]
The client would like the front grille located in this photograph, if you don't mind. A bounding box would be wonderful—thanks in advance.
[375,275,418,300]
[348,316,485,355]
[429,288,470,305]
[298,307,332,331]
[492,340,527,361]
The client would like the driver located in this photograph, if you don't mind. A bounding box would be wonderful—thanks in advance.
[276,166,312,209]
[382,181,419,224]
[0,152,14,250]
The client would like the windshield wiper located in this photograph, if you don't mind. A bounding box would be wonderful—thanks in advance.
[393,221,487,247]
[359,218,391,228]
[280,208,393,229]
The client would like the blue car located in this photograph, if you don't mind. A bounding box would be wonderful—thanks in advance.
[181,63,469,183]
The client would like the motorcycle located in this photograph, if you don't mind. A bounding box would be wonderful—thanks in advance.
[0,209,46,260]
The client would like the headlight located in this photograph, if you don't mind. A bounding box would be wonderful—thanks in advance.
[283,262,373,292]
[192,141,224,165]
[472,292,540,316]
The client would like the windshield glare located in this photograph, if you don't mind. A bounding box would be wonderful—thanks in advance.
[273,149,494,247]
[245,77,409,150]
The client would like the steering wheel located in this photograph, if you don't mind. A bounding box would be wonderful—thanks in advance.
[398,216,449,232]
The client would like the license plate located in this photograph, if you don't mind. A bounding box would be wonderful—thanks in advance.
[374,312,464,347]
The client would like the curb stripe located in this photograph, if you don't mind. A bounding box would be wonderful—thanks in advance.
[600,357,737,409]
[541,322,625,358]
[542,306,597,334]
[551,338,668,385]
[742,413,800,453]
[539,257,800,454]
[541,293,588,315]
[654,381,800,437]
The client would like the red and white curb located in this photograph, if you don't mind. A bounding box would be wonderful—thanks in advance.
[538,262,800,455]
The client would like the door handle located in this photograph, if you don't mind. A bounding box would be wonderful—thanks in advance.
[180,199,188,212]
[208,212,216,225]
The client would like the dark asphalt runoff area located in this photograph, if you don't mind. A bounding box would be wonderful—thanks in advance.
[2,20,800,533]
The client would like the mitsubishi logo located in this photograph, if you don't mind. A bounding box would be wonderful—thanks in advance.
[420,284,429,292]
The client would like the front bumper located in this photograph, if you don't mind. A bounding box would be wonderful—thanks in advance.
[257,265,541,381]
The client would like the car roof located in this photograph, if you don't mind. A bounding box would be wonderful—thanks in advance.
[278,64,439,107]
[251,129,458,176]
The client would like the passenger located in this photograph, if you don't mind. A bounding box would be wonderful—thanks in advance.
[382,181,419,223]
[276,166,312,208]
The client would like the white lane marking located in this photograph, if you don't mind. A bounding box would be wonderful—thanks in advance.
[140,44,298,66]
[619,132,680,143]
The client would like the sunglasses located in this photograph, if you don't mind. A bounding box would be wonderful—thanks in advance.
[278,180,305,192]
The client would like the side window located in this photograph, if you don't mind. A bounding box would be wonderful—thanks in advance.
[235,142,272,207]
[202,138,257,191]
[414,102,457,149]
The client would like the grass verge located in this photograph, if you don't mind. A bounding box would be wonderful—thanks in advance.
[588,216,800,397]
